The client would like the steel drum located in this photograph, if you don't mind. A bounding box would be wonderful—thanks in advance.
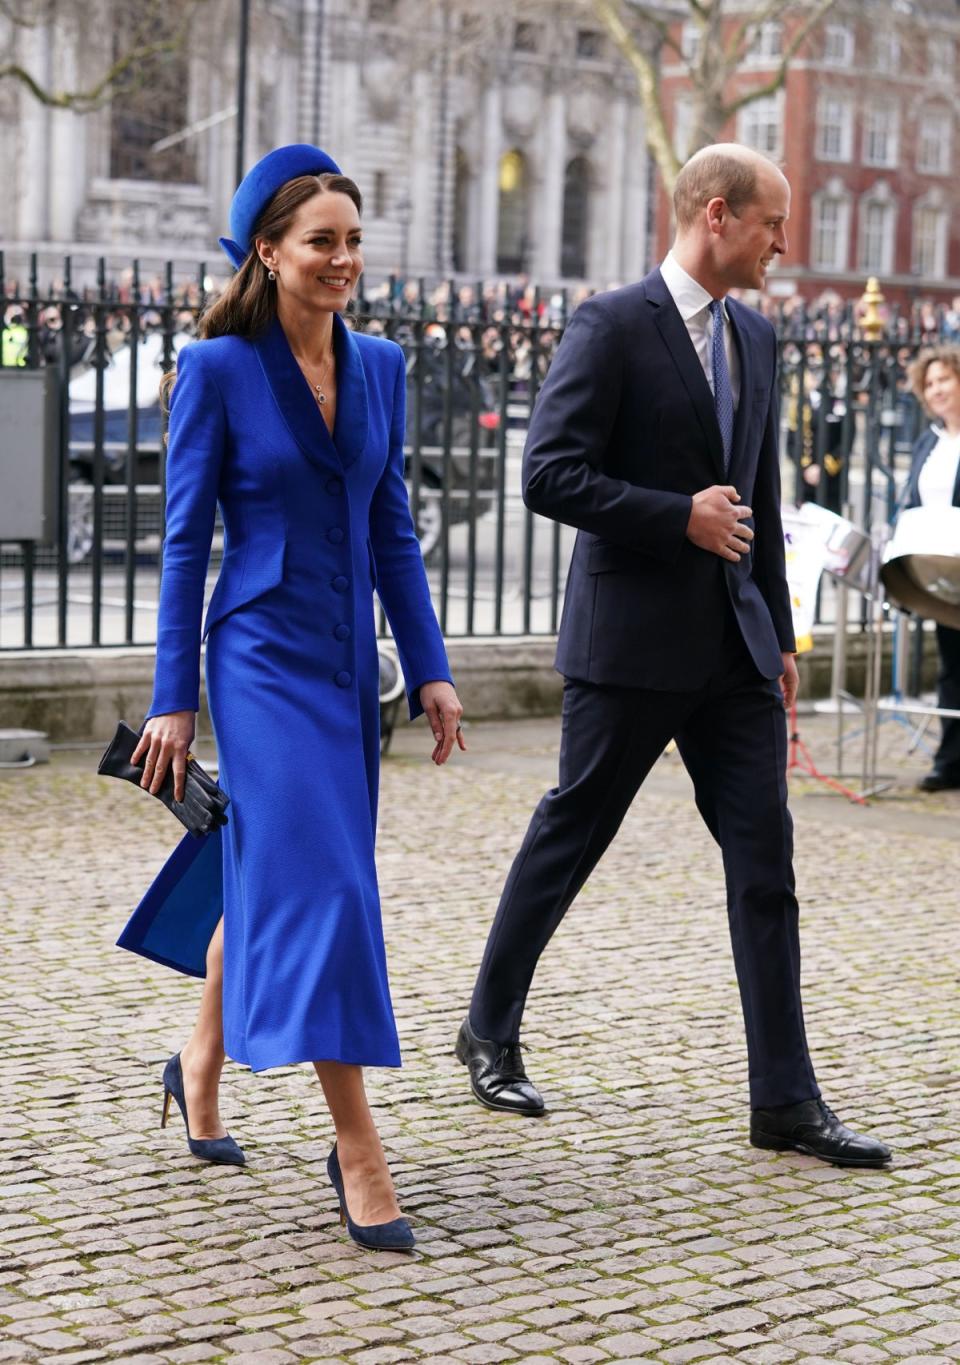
[881,506,960,629]
[782,503,874,594]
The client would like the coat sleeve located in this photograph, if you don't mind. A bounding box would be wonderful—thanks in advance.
[522,296,693,561]
[750,331,796,655]
[148,345,227,718]
[368,344,453,721]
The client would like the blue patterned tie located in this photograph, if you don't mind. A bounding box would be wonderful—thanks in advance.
[710,298,734,472]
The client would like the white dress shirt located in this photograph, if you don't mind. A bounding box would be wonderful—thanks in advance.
[660,251,741,409]
[918,427,960,509]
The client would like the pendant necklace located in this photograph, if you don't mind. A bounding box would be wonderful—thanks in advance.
[305,350,334,409]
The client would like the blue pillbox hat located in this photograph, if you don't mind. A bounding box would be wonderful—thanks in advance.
[218,143,342,269]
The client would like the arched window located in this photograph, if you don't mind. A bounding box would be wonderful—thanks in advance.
[561,156,590,279]
[811,183,852,272]
[497,149,529,273]
[913,195,948,278]
[858,184,897,276]
[917,105,953,175]
[453,148,470,273]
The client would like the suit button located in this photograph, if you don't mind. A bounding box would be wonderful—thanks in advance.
[334,623,351,640]
[326,477,343,495]
[335,670,352,688]
[328,527,344,544]
[332,575,349,593]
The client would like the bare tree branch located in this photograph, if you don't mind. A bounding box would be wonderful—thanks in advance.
[593,0,681,184]
[0,0,41,27]
[0,0,209,111]
[722,0,839,119]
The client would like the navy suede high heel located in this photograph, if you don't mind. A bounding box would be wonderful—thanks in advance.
[326,1143,415,1252]
[161,1054,246,1167]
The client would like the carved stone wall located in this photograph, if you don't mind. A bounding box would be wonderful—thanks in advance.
[75,181,213,252]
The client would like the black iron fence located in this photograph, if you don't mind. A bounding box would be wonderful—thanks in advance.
[0,252,950,652]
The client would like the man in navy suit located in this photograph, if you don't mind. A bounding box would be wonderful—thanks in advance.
[456,145,891,1168]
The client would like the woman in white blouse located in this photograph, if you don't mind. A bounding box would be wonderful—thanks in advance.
[906,347,960,791]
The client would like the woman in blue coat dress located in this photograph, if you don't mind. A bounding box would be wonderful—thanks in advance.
[124,145,465,1251]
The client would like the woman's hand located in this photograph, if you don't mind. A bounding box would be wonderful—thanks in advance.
[131,711,196,801]
[420,681,466,766]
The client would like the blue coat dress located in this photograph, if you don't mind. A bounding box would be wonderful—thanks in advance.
[118,314,452,1071]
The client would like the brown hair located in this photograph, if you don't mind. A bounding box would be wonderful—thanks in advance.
[161,172,362,406]
[673,149,760,231]
[907,344,960,410]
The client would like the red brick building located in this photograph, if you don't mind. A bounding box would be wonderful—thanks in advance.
[656,2,960,306]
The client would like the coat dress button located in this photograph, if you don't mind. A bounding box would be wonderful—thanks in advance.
[332,575,349,593]
[326,477,343,495]
[334,623,351,640]
[327,527,344,544]
[335,670,352,688]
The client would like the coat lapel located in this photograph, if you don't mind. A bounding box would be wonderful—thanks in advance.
[646,269,726,477]
[908,428,938,508]
[330,314,369,470]
[252,314,369,473]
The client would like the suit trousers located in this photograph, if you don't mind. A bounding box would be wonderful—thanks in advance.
[933,624,960,781]
[470,618,822,1110]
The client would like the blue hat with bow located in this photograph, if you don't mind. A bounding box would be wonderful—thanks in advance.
[219,143,342,270]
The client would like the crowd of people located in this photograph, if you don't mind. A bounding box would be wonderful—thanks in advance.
[5,264,960,367]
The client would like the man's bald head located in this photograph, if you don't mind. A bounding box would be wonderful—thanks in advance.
[674,143,786,232]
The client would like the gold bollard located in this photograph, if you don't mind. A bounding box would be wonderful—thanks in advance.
[860,275,886,341]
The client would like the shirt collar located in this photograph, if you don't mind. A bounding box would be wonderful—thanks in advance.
[660,251,728,324]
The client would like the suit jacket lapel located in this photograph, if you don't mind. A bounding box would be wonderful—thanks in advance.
[726,300,753,477]
[252,314,368,473]
[647,269,726,477]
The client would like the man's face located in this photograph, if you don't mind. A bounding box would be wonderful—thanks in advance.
[718,166,790,291]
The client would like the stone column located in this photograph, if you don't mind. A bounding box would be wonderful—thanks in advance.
[298,0,322,142]
[17,18,51,240]
[329,49,360,172]
[48,28,84,243]
[534,85,565,281]
[407,68,435,275]
[601,93,629,284]
[622,101,650,282]
[476,78,501,275]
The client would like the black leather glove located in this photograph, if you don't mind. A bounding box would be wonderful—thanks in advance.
[97,721,230,839]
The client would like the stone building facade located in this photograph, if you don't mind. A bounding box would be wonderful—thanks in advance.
[1,0,651,288]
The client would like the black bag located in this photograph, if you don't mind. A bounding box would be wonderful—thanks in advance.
[97,721,229,839]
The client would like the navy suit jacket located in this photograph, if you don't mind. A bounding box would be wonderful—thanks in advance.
[523,268,795,691]
[906,427,960,511]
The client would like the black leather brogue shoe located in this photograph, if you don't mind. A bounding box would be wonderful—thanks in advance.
[455,1016,546,1116]
[751,1098,892,1168]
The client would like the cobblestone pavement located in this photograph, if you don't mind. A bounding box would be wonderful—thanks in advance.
[1,707,958,1364]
